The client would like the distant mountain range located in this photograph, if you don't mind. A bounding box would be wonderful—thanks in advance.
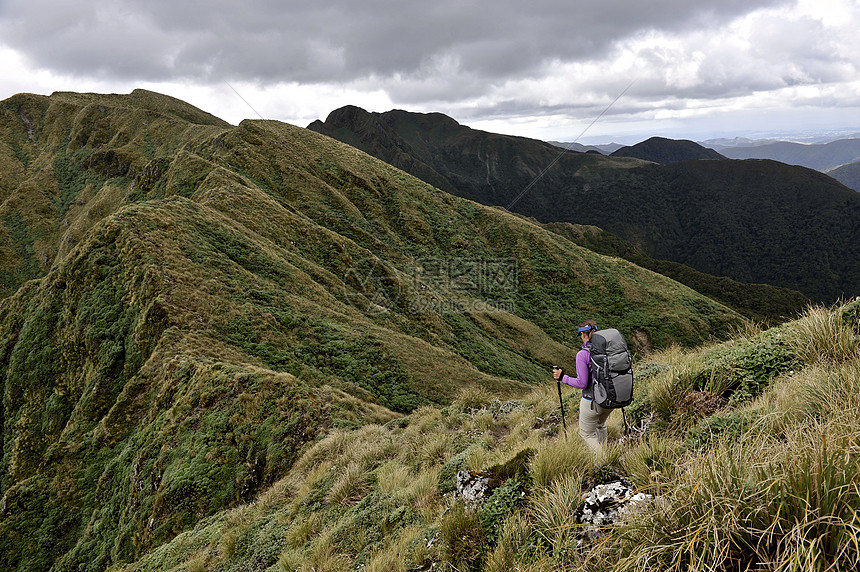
[548,141,624,154]
[309,106,860,302]
[552,136,860,191]
[715,138,860,172]
[703,132,860,148]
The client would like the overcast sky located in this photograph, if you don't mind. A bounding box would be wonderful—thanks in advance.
[1,0,858,144]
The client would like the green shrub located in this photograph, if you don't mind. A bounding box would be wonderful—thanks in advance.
[479,479,525,544]
[685,408,763,450]
[53,151,96,217]
[842,298,860,333]
[696,329,799,405]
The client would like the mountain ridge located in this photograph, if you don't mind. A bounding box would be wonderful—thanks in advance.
[309,105,860,302]
[828,159,860,192]
[610,136,726,164]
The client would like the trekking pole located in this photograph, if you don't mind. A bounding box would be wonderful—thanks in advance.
[557,381,568,437]
[553,367,568,438]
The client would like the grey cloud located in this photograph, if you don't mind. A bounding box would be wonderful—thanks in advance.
[1,0,783,85]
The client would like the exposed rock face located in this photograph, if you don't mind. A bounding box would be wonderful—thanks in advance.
[455,470,490,503]
[574,479,652,540]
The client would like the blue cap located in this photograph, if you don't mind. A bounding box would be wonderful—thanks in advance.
[578,325,596,333]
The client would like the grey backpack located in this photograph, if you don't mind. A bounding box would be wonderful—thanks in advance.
[589,329,634,409]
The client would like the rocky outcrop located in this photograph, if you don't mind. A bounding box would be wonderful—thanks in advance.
[574,479,653,540]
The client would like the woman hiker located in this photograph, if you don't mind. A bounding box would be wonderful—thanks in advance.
[552,320,611,453]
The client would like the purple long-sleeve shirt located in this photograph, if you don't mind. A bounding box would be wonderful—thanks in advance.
[561,345,591,390]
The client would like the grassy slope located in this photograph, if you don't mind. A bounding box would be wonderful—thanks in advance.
[544,222,810,325]
[0,91,744,571]
[309,108,860,302]
[113,301,860,572]
[0,89,231,298]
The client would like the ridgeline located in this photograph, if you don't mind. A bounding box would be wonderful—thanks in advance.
[309,106,860,303]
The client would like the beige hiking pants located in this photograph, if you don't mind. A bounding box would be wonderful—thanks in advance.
[578,398,611,453]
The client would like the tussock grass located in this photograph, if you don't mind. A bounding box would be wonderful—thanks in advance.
[530,434,592,489]
[483,512,534,572]
[325,461,372,506]
[363,525,424,572]
[301,529,351,572]
[802,360,860,415]
[284,513,321,550]
[276,548,303,572]
[729,318,766,341]
[400,468,440,515]
[474,410,497,433]
[464,445,494,472]
[617,420,860,572]
[452,384,496,412]
[520,383,561,420]
[766,361,860,434]
[788,304,859,364]
[375,460,412,495]
[184,555,207,572]
[416,431,458,468]
[620,436,686,494]
[528,473,582,557]
[292,430,351,475]
[641,346,707,423]
[440,502,486,570]
[288,461,334,514]
[402,406,443,437]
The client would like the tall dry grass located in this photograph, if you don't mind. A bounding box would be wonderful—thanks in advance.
[788,304,859,364]
[530,435,593,489]
[528,473,583,560]
[613,418,860,572]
